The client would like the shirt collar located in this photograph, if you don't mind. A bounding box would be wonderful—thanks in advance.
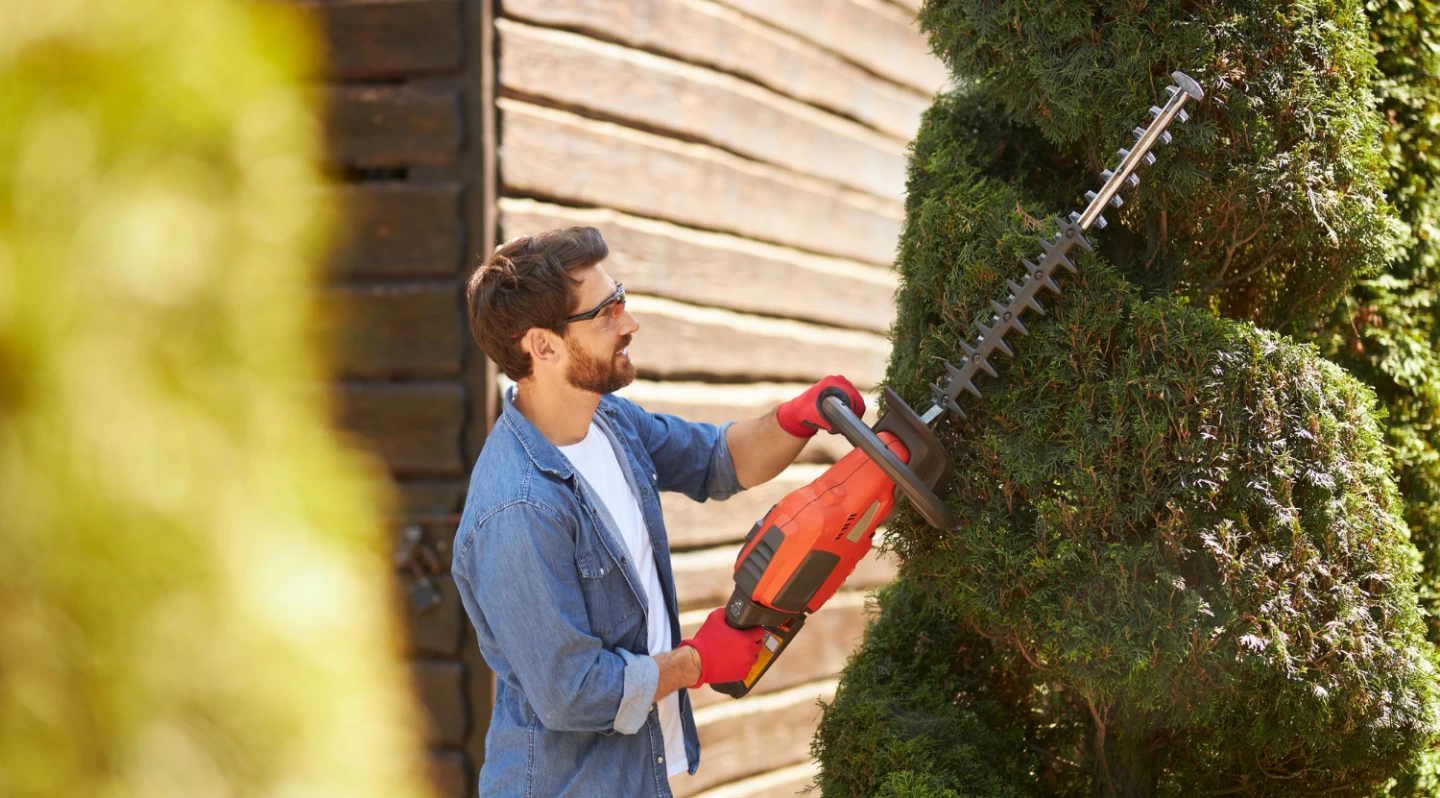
[499,384,623,480]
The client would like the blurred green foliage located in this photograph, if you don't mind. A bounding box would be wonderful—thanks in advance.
[0,2,434,797]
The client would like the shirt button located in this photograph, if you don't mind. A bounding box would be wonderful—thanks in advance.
[657,756,664,765]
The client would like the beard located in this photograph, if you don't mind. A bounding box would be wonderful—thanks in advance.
[565,333,635,395]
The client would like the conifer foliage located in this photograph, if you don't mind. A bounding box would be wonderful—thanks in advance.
[815,2,1440,795]
[1315,0,1440,645]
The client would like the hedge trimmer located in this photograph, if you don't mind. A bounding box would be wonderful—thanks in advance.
[714,72,1205,698]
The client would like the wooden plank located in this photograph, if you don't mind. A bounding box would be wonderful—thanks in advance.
[498,199,897,333]
[496,20,907,200]
[426,749,470,798]
[683,592,873,711]
[405,572,465,657]
[467,0,502,771]
[412,660,468,746]
[886,0,923,13]
[674,680,838,796]
[710,0,948,96]
[623,295,888,386]
[325,86,461,168]
[326,282,462,378]
[502,0,928,140]
[500,101,902,266]
[690,761,817,798]
[617,380,880,466]
[471,0,504,466]
[328,183,463,278]
[304,0,462,79]
[395,480,467,523]
[671,543,896,611]
[335,381,465,476]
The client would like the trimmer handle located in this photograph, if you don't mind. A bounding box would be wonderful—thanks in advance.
[819,395,954,529]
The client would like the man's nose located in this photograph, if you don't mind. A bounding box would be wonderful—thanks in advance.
[619,307,639,336]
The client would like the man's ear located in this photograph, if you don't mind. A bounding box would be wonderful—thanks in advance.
[521,327,564,366]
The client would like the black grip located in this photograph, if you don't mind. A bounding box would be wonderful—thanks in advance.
[819,395,954,529]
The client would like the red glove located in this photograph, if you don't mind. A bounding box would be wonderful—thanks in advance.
[775,375,865,438]
[679,608,766,689]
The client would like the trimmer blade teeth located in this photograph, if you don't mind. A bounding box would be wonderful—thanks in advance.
[990,300,1028,336]
[971,354,997,378]
[929,382,967,416]
[973,320,1014,358]
[925,73,1199,427]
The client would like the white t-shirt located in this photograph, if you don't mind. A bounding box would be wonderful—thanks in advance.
[558,421,688,779]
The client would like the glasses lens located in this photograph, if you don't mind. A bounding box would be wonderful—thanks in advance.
[593,298,625,331]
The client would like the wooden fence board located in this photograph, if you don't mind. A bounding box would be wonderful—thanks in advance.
[500,101,902,266]
[674,680,838,796]
[682,592,872,711]
[625,295,889,386]
[498,199,896,333]
[710,0,947,95]
[406,573,465,657]
[396,480,467,523]
[501,0,928,140]
[327,282,462,378]
[671,544,896,611]
[690,761,817,798]
[412,659,468,746]
[336,381,465,476]
[329,183,463,278]
[496,21,906,201]
[305,0,462,79]
[326,86,462,168]
[426,749,470,798]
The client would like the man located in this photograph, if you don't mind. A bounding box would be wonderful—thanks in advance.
[454,226,865,797]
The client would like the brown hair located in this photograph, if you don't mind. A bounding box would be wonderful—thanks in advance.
[465,226,609,380]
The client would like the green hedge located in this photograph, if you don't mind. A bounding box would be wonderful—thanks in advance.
[917,0,1401,332]
[816,3,1440,785]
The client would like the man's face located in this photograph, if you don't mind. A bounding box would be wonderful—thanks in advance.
[562,265,638,395]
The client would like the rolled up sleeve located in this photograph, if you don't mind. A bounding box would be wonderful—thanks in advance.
[455,501,659,734]
[618,399,744,502]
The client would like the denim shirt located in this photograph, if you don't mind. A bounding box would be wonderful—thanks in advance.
[452,387,743,797]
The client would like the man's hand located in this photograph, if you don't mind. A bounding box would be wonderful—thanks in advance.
[679,608,766,689]
[776,375,865,438]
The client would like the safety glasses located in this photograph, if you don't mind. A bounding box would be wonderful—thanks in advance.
[564,283,627,331]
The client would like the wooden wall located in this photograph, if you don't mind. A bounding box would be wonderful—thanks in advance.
[493,1,945,795]
[301,0,944,794]
[299,0,498,795]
